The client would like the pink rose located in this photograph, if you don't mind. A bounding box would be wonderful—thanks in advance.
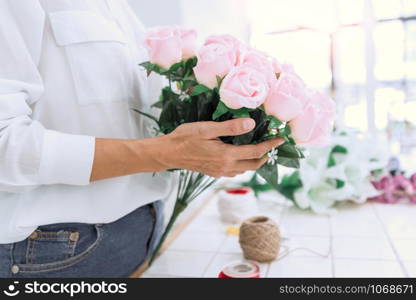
[193,35,241,89]
[264,65,308,122]
[145,27,197,69]
[272,58,282,75]
[145,27,182,69]
[237,47,275,85]
[289,89,336,146]
[177,29,197,59]
[219,65,269,109]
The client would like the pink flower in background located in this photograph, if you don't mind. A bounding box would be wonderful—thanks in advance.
[219,65,269,109]
[145,27,182,69]
[370,173,416,204]
[264,65,307,122]
[394,174,415,195]
[288,90,336,146]
[177,29,197,59]
[193,35,241,89]
[410,173,416,189]
[237,47,276,85]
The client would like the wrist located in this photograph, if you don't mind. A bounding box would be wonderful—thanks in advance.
[133,135,174,172]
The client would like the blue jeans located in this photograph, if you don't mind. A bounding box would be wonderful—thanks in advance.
[0,201,164,278]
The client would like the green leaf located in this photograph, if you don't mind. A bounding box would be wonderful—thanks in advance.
[241,173,273,197]
[332,145,348,154]
[190,84,211,96]
[184,56,198,71]
[256,163,279,190]
[216,75,224,88]
[232,131,254,145]
[277,171,302,201]
[231,108,250,118]
[168,61,184,72]
[277,157,300,168]
[280,171,302,187]
[139,61,166,76]
[212,101,229,120]
[277,143,303,159]
[151,100,164,109]
[336,179,345,189]
[327,144,348,167]
[266,115,282,129]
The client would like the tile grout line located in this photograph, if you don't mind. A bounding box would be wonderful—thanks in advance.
[266,204,288,278]
[370,203,409,277]
[201,235,228,277]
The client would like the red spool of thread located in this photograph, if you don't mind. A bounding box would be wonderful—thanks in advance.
[218,261,260,278]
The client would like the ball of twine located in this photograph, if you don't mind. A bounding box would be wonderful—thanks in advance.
[239,216,281,263]
[217,188,257,224]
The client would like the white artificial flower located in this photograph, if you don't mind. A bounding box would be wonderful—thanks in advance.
[267,148,278,165]
[283,127,389,214]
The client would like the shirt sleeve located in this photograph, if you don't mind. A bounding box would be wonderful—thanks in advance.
[0,1,95,193]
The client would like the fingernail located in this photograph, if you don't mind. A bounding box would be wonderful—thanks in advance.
[243,119,255,131]
[277,139,285,146]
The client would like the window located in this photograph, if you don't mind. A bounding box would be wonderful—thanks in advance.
[246,0,416,134]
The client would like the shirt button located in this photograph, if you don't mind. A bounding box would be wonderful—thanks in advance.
[11,265,19,274]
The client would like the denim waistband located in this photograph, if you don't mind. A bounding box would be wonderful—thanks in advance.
[0,200,165,278]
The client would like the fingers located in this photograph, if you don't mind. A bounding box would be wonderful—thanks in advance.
[236,156,269,172]
[195,118,255,139]
[228,137,285,160]
[221,157,268,177]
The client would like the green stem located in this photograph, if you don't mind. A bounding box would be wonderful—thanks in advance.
[149,201,187,265]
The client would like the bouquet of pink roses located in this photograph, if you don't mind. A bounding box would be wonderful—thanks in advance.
[137,26,335,262]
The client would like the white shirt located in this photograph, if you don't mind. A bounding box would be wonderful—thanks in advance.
[0,0,175,243]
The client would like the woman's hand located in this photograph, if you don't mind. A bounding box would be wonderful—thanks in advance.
[90,118,283,181]
[157,118,284,177]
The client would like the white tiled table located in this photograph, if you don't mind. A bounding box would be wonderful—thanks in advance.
[143,191,416,278]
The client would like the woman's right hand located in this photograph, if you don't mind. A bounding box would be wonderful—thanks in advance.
[157,118,284,177]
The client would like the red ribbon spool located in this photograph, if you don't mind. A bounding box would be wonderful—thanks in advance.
[218,261,260,278]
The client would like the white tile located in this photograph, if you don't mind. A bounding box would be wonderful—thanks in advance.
[381,216,416,239]
[182,214,227,234]
[257,199,286,221]
[168,231,226,252]
[330,206,386,238]
[200,198,221,217]
[373,203,416,239]
[218,235,243,254]
[331,218,386,238]
[280,209,330,237]
[203,253,268,278]
[403,261,416,277]
[145,250,215,277]
[282,236,331,258]
[392,239,416,261]
[334,259,404,277]
[268,256,332,277]
[332,237,396,260]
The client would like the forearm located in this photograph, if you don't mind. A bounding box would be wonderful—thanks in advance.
[90,136,169,182]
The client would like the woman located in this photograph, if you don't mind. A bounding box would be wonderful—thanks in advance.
[0,0,281,278]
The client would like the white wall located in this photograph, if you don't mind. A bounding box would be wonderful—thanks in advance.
[127,0,249,42]
[127,0,183,26]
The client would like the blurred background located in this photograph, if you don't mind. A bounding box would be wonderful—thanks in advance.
[130,0,416,171]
